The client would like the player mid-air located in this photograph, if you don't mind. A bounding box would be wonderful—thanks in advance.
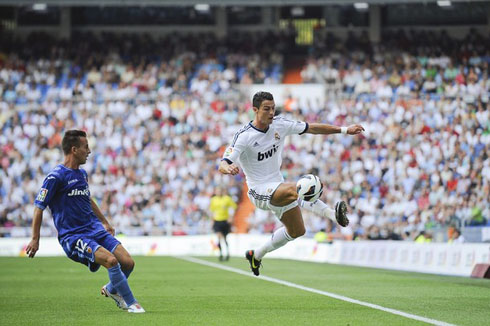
[25,130,145,313]
[219,92,364,276]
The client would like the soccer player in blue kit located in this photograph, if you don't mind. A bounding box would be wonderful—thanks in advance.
[25,130,145,313]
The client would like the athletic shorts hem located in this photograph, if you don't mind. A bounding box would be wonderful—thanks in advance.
[247,182,298,219]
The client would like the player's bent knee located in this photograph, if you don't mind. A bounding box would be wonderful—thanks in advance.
[106,256,119,268]
[123,258,135,271]
[272,183,298,205]
[278,183,298,202]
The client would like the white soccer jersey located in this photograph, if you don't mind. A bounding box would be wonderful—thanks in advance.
[223,116,308,188]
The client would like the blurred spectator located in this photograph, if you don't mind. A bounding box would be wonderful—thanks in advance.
[415,231,433,243]
[0,29,488,241]
[314,229,332,243]
[447,227,465,243]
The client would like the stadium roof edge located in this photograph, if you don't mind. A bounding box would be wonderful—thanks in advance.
[0,0,488,6]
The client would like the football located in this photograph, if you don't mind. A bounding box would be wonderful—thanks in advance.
[296,174,323,202]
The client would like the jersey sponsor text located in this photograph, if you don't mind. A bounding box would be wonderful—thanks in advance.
[68,188,90,197]
[258,144,278,161]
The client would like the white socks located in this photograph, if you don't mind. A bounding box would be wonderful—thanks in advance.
[254,200,337,261]
[299,198,336,222]
[255,227,294,260]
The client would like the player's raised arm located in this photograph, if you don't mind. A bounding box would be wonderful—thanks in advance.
[219,159,240,175]
[26,207,44,258]
[305,123,365,135]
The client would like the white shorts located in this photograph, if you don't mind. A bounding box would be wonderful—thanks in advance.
[247,182,298,220]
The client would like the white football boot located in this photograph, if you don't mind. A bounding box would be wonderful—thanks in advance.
[128,302,145,313]
[101,285,128,310]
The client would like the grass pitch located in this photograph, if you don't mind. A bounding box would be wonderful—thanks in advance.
[1,256,489,326]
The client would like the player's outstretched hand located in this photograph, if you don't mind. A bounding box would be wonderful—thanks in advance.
[347,124,365,135]
[26,239,39,258]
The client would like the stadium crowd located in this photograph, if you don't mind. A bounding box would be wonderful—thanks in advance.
[0,30,488,242]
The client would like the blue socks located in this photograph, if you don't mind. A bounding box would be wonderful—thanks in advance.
[107,264,136,306]
[106,266,133,294]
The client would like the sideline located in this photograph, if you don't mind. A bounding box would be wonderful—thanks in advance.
[178,256,457,326]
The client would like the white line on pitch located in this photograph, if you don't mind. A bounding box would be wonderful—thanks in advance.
[177,256,457,326]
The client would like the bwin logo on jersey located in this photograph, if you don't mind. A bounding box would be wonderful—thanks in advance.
[258,144,278,161]
[68,188,89,197]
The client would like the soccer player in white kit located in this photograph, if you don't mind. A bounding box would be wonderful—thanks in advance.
[219,92,364,276]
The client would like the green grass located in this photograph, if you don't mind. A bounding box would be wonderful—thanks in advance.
[1,256,489,326]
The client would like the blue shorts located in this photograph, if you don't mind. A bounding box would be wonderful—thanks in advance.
[60,230,121,272]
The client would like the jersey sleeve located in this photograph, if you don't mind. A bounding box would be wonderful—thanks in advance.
[34,173,60,210]
[277,116,308,136]
[222,130,247,164]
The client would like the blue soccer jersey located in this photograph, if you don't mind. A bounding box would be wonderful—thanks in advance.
[34,164,104,240]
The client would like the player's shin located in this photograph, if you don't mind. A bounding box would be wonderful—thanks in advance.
[298,198,336,222]
[108,263,137,306]
[105,265,133,294]
[255,227,293,260]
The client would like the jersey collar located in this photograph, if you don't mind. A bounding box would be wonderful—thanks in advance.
[248,121,268,133]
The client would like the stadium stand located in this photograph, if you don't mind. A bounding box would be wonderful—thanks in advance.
[0,2,488,243]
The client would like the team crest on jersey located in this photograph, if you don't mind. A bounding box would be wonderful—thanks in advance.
[224,147,233,156]
[36,188,48,202]
[275,132,280,140]
[267,188,273,193]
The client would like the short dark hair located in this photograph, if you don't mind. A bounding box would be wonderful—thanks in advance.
[252,91,273,109]
[62,130,87,155]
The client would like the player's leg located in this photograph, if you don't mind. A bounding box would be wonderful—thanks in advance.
[96,232,144,312]
[254,205,304,260]
[95,247,145,313]
[216,231,224,261]
[246,183,303,276]
[112,244,135,278]
[265,182,306,257]
[98,231,134,290]
[61,234,142,312]
[213,221,224,260]
[224,221,231,260]
[269,182,298,206]
[298,198,349,227]
[264,181,349,226]
[223,221,231,260]
[96,246,130,309]
[95,247,136,305]
[94,232,145,313]
[103,244,136,297]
